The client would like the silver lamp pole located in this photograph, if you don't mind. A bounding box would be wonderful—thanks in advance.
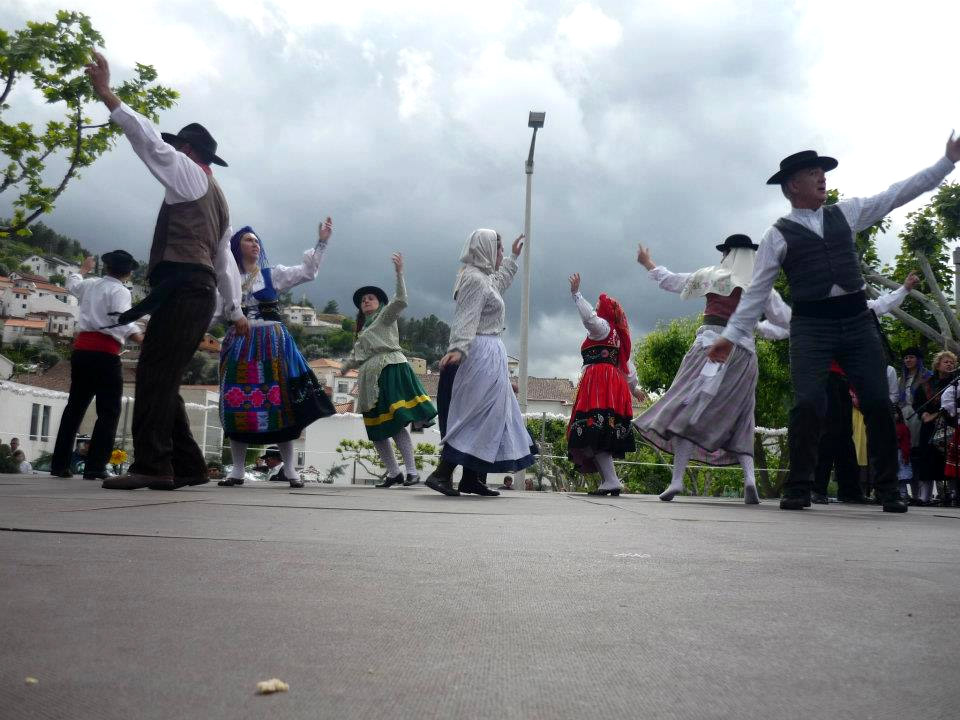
[517,111,545,491]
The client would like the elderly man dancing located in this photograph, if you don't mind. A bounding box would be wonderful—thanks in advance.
[709,135,960,511]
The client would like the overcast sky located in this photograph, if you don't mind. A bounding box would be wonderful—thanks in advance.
[2,0,957,377]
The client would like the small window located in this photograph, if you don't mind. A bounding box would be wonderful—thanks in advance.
[41,405,51,442]
[337,382,349,394]
[29,403,40,440]
[297,451,305,467]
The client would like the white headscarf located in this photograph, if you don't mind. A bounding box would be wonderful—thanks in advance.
[453,228,499,299]
[680,247,756,299]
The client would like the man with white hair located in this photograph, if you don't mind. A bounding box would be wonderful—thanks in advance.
[709,136,960,512]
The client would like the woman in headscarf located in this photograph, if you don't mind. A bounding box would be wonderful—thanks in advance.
[344,252,437,488]
[566,273,646,495]
[216,219,336,488]
[634,235,791,504]
[425,229,534,497]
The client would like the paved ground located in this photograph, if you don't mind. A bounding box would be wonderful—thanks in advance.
[1,474,959,720]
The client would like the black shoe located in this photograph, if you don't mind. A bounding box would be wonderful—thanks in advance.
[425,473,459,496]
[779,495,810,510]
[811,492,829,505]
[217,477,244,487]
[744,485,761,505]
[402,474,421,486]
[50,468,73,479]
[880,495,908,513]
[375,474,404,488]
[588,487,621,497]
[459,476,500,496]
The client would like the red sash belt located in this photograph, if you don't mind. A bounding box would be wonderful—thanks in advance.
[73,331,121,355]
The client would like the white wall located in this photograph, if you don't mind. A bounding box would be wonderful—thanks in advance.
[0,381,69,460]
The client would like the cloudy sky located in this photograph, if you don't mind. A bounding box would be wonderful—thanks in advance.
[1,0,957,377]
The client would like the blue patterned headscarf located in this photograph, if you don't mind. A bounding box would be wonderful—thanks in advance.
[229,226,269,274]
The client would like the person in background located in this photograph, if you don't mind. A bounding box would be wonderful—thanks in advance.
[50,251,143,480]
[14,450,32,474]
[915,351,958,506]
[898,347,931,504]
[499,476,514,490]
[10,438,20,455]
[895,406,913,500]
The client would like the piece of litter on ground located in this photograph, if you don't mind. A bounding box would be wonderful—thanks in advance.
[256,678,289,695]
[25,677,38,685]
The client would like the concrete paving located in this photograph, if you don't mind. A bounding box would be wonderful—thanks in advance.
[1,474,959,720]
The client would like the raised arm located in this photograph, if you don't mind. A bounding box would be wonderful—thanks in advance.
[379,253,408,324]
[569,273,609,341]
[66,256,98,300]
[841,136,959,232]
[867,272,918,317]
[86,52,208,203]
[637,245,689,293]
[490,234,524,293]
[270,217,333,292]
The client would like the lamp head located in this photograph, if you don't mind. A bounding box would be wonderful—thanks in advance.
[528,111,545,129]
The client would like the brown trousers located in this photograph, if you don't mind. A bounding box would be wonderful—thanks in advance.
[129,274,216,478]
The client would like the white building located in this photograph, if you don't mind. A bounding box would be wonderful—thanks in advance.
[307,358,358,406]
[22,255,81,280]
[1,317,47,345]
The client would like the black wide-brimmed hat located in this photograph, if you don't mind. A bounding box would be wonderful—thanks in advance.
[715,234,758,252]
[101,249,139,274]
[353,285,388,309]
[161,123,227,167]
[767,150,837,185]
[259,445,281,461]
[902,346,923,358]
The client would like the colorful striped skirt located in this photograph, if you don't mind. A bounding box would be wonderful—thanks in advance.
[363,362,437,441]
[220,321,334,443]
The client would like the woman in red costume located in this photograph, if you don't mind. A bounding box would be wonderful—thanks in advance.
[566,273,646,495]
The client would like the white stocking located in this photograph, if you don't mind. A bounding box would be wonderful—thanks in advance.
[278,440,296,479]
[373,439,401,476]
[594,451,621,490]
[738,453,756,489]
[668,438,694,491]
[393,428,418,476]
[229,440,248,479]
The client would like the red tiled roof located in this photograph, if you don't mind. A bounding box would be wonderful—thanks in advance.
[3,318,46,329]
[11,359,73,392]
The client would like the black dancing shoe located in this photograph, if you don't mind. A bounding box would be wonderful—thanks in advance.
[779,495,810,510]
[744,485,761,505]
[50,468,73,479]
[375,474,404,488]
[459,476,500,496]
[877,491,908,514]
[588,487,621,497]
[287,476,305,489]
[217,477,244,487]
[402,474,421,486]
[810,492,829,505]
[425,472,459,496]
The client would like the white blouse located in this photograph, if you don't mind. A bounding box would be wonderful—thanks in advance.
[572,292,639,390]
[447,256,520,356]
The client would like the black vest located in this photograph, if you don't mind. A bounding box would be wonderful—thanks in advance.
[776,205,863,302]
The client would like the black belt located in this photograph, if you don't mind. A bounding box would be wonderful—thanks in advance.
[581,346,618,366]
[702,314,728,327]
[793,290,867,319]
[242,302,283,322]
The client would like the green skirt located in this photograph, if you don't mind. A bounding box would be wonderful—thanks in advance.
[363,363,437,441]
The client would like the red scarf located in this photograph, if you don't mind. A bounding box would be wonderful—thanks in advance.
[596,293,631,375]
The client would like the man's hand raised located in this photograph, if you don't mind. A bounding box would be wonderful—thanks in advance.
[84,51,120,111]
[947,130,960,164]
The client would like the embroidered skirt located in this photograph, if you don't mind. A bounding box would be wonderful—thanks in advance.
[363,362,437,441]
[567,362,636,473]
[441,335,536,472]
[633,326,756,465]
[220,321,334,443]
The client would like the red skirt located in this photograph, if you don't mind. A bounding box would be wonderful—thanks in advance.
[567,363,635,472]
[944,427,960,478]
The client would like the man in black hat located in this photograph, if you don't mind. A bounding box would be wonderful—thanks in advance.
[709,137,960,512]
[51,252,144,480]
[85,52,247,491]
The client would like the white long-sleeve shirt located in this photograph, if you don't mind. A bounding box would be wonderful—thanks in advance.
[572,291,639,390]
[65,273,140,343]
[723,155,956,346]
[109,103,242,321]
[647,266,792,345]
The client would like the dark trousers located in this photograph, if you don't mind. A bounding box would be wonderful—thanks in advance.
[435,362,486,483]
[51,350,123,474]
[786,311,897,499]
[812,371,862,499]
[129,275,215,478]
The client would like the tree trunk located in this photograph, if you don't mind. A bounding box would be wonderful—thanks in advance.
[915,253,960,339]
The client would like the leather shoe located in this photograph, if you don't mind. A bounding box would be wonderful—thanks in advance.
[402,474,421,486]
[217,477,244,487]
[588,487,621,497]
[744,485,761,505]
[287,476,304,488]
[810,492,829,505]
[779,495,810,510]
[425,473,459,496]
[375,473,404,488]
[878,493,908,513]
[459,476,500,496]
[102,473,162,490]
[50,468,73,479]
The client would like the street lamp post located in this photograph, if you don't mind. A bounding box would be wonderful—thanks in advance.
[517,111,545,491]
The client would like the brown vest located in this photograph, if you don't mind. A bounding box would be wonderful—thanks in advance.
[148,175,229,278]
[703,287,742,323]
